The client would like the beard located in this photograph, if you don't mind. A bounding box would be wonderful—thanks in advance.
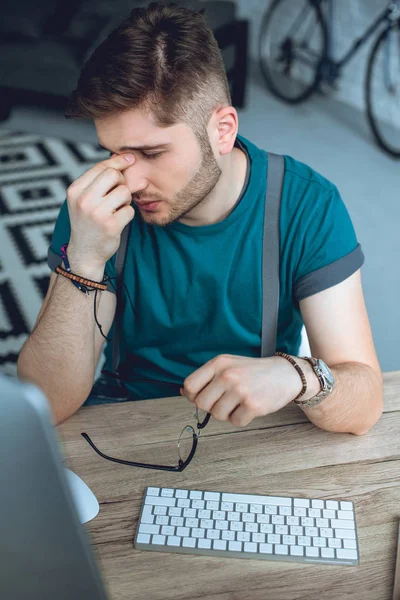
[135,132,222,227]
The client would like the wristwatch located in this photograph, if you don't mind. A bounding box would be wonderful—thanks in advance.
[294,357,335,408]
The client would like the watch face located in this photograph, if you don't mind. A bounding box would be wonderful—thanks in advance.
[318,360,335,386]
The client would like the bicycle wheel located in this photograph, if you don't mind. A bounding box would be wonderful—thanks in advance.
[366,24,400,158]
[259,0,328,104]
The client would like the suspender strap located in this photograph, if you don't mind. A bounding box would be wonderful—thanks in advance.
[112,219,132,373]
[261,153,284,358]
[111,152,285,372]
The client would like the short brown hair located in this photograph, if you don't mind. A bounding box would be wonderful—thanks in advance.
[64,2,232,139]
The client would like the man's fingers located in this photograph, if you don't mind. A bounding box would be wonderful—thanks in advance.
[69,153,135,198]
[183,359,217,402]
[210,391,240,422]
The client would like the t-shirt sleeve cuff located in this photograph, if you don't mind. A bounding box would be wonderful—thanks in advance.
[47,246,116,295]
[293,243,365,302]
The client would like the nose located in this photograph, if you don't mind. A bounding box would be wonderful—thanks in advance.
[124,164,148,197]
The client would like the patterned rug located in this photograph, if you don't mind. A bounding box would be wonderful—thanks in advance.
[0,125,107,377]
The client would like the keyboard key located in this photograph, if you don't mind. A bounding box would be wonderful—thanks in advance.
[198,539,212,549]
[275,525,288,535]
[170,517,184,527]
[264,505,278,515]
[200,519,214,529]
[154,506,167,515]
[177,499,190,508]
[337,511,354,520]
[250,504,263,514]
[283,535,296,545]
[243,513,255,523]
[168,507,182,517]
[320,528,334,538]
[340,501,353,511]
[222,493,292,507]
[145,496,175,507]
[330,520,355,530]
[252,533,266,543]
[206,501,220,511]
[155,516,169,525]
[326,501,339,510]
[182,537,196,548]
[236,503,249,512]
[167,536,181,546]
[183,509,196,518]
[275,545,289,555]
[290,526,303,536]
[140,505,155,524]
[343,539,357,550]
[286,516,300,526]
[237,532,250,542]
[176,527,190,537]
[147,487,160,496]
[244,542,258,553]
[189,491,203,499]
[192,500,205,509]
[294,507,307,517]
[316,518,329,528]
[297,536,311,546]
[260,543,273,554]
[301,517,314,527]
[221,502,234,511]
[305,527,318,537]
[279,506,292,516]
[175,489,188,498]
[311,500,324,509]
[328,538,342,548]
[213,540,227,550]
[323,509,336,519]
[271,515,284,525]
[191,528,205,538]
[185,518,199,528]
[294,499,309,508]
[308,508,321,518]
[245,523,258,533]
[215,520,229,530]
[161,526,175,536]
[152,535,166,545]
[221,530,235,541]
[227,512,240,521]
[260,524,273,534]
[257,514,270,524]
[139,524,160,535]
[212,511,226,521]
[290,546,304,556]
[206,529,220,540]
[321,548,335,559]
[229,541,242,551]
[336,549,358,560]
[306,547,319,557]
[198,510,211,519]
[161,488,174,497]
[137,533,150,544]
[231,521,244,532]
[312,537,327,548]
[204,492,220,501]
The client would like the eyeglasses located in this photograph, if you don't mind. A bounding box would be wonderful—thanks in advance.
[81,374,211,472]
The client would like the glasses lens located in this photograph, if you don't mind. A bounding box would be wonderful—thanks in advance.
[178,425,195,464]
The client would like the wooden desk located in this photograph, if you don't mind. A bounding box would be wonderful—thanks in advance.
[58,371,400,600]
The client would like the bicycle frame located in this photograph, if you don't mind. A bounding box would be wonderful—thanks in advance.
[322,0,400,69]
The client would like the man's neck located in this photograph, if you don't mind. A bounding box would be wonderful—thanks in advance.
[178,146,248,227]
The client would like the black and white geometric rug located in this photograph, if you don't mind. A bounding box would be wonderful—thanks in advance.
[0,126,107,378]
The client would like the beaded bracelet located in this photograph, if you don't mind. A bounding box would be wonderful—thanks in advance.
[57,243,108,295]
[274,351,307,401]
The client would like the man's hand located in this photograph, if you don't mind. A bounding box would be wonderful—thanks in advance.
[181,354,312,427]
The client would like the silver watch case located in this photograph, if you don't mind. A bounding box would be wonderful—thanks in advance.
[294,357,335,408]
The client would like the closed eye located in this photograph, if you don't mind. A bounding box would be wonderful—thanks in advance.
[107,151,162,160]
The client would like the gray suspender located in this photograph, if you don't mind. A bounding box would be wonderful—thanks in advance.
[111,152,284,373]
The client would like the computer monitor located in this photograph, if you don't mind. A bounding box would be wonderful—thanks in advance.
[0,373,109,600]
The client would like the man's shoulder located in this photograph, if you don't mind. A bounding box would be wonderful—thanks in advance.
[282,154,336,195]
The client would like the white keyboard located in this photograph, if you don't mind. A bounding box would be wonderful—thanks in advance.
[135,487,359,566]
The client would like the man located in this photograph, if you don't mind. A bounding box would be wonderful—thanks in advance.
[17,2,383,433]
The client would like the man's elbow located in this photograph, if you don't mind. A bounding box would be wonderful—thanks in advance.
[350,390,384,436]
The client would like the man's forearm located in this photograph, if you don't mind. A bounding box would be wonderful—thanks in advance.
[288,358,384,435]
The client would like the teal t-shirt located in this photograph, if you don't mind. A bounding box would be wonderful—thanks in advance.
[48,133,364,401]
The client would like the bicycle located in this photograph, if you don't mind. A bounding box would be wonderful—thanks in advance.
[258,0,400,158]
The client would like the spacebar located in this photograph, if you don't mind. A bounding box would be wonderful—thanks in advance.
[221,493,292,506]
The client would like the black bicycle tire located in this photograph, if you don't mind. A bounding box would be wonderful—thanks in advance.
[259,0,328,104]
[365,24,400,158]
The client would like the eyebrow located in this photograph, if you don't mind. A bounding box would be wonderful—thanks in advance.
[97,142,171,153]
